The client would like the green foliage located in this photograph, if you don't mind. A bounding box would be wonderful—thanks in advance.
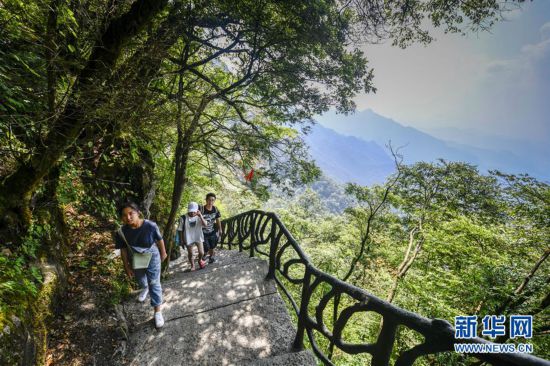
[57,159,119,220]
[266,161,550,364]
[0,223,47,328]
[0,0,540,363]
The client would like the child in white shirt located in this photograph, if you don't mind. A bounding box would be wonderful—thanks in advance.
[177,202,207,270]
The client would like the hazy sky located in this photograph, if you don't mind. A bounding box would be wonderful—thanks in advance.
[354,1,550,143]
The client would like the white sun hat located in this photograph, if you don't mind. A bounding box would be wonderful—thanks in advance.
[188,202,199,212]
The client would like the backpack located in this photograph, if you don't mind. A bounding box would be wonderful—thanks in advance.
[171,222,183,260]
[199,205,218,215]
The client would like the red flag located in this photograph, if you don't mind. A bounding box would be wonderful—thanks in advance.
[244,169,254,182]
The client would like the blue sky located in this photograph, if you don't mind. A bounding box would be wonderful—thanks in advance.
[353,1,550,143]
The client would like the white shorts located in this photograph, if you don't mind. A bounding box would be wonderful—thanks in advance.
[185,242,204,251]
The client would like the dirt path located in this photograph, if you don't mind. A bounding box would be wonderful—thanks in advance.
[46,210,129,366]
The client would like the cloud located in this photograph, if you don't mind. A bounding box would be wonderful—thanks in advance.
[521,39,550,62]
[540,22,550,40]
[350,10,550,142]
[354,29,487,128]
[483,23,550,82]
[485,60,515,75]
[470,22,550,141]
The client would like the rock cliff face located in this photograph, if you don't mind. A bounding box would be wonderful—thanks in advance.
[1,259,66,366]
[0,187,69,366]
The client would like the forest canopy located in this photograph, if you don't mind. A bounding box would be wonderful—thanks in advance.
[0,0,546,365]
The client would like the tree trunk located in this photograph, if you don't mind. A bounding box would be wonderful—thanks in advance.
[494,246,550,315]
[491,247,550,344]
[46,0,60,114]
[0,0,169,240]
[387,227,423,304]
[328,170,401,357]
[386,278,401,305]
[162,94,210,271]
[163,140,191,265]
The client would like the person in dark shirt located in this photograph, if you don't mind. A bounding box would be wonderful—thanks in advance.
[200,192,222,263]
[115,202,168,328]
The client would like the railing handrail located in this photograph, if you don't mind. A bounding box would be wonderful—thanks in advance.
[220,210,550,366]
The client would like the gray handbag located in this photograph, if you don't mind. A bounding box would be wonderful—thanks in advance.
[118,228,152,270]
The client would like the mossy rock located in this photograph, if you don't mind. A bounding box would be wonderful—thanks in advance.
[0,259,65,366]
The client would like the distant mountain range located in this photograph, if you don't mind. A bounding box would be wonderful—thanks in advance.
[304,109,549,186]
[304,124,394,186]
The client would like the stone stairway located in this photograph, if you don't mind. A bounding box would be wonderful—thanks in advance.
[120,249,317,365]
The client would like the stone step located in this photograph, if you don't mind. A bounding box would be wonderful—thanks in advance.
[123,254,276,328]
[244,350,317,366]
[165,248,262,278]
[166,249,265,280]
[125,293,299,366]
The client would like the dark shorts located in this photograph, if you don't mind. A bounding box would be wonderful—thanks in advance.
[203,231,218,252]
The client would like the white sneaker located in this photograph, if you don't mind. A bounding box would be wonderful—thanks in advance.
[154,311,164,328]
[138,287,149,302]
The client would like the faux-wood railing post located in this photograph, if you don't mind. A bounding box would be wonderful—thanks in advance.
[221,221,228,250]
[237,216,244,252]
[228,219,234,250]
[293,265,312,351]
[372,318,398,366]
[249,212,256,258]
[266,214,277,280]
